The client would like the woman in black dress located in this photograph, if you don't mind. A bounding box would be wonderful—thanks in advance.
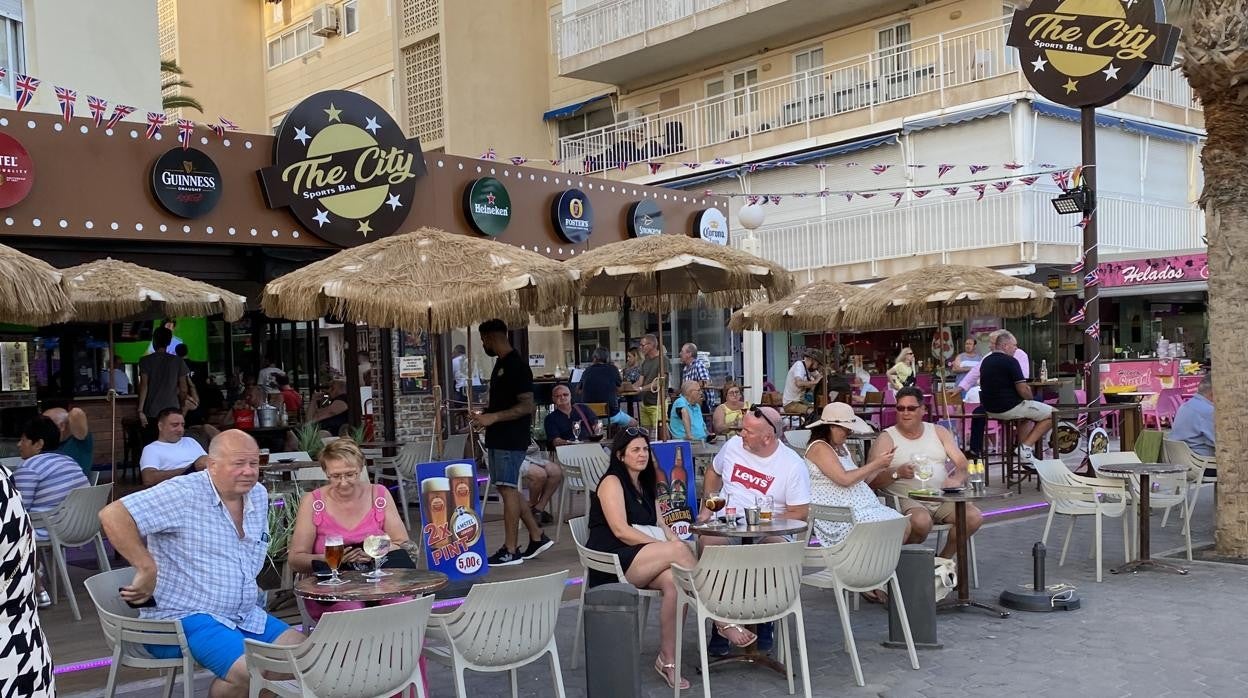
[588,428,697,690]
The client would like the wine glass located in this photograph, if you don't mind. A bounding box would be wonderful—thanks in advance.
[914,455,935,494]
[362,534,392,580]
[572,421,582,442]
[319,535,348,586]
[704,491,726,526]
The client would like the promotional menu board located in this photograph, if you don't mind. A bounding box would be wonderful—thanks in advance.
[0,341,30,392]
[651,440,698,540]
[416,460,489,581]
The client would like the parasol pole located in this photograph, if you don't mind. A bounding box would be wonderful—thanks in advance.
[428,309,443,455]
[656,274,666,438]
[108,322,117,499]
[937,306,951,423]
[464,325,476,462]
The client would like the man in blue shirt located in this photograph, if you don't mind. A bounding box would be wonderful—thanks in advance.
[1170,374,1215,458]
[578,347,635,427]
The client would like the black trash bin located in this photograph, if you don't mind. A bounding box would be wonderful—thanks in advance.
[583,582,642,698]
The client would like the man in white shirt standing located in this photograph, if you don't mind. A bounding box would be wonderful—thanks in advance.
[140,408,210,487]
[782,349,823,407]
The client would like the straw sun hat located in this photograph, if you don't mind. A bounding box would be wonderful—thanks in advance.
[804,402,873,434]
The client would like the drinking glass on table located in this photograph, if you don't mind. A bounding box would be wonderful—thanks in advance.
[704,491,726,526]
[362,534,392,580]
[572,421,582,442]
[758,495,774,522]
[319,535,348,586]
[914,455,935,494]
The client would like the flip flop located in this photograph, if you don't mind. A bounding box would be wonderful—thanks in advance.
[861,589,890,605]
[654,655,690,690]
[715,622,758,648]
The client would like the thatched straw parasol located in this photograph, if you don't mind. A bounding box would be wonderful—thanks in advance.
[568,234,794,314]
[61,258,246,322]
[0,241,73,326]
[262,227,579,333]
[843,264,1054,330]
[728,280,861,332]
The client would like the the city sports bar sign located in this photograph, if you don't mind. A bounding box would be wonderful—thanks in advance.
[258,90,427,247]
[1008,0,1179,108]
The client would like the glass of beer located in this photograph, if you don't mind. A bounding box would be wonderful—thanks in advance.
[421,477,452,547]
[704,491,726,527]
[445,463,476,511]
[319,534,347,586]
[258,449,270,467]
[362,534,392,580]
[759,495,774,522]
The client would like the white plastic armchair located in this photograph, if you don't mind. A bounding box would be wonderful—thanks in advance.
[672,541,813,698]
[425,570,569,698]
[555,443,610,525]
[802,515,919,687]
[245,595,434,698]
[1163,437,1216,529]
[84,568,197,698]
[31,483,113,620]
[373,440,434,529]
[785,429,812,451]
[566,516,661,668]
[1033,458,1129,582]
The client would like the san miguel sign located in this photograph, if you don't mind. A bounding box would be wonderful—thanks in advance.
[1008,0,1179,108]
[258,90,426,247]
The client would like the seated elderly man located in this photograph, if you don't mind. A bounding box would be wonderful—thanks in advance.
[43,406,94,478]
[699,405,811,655]
[978,329,1052,462]
[871,387,980,559]
[100,430,303,698]
[140,408,212,487]
[669,380,709,442]
[1170,372,1216,474]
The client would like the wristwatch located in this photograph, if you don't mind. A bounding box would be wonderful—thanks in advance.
[891,471,899,480]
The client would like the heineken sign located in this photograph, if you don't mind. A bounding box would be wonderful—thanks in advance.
[258,90,426,247]
[463,177,511,237]
[1008,0,1179,109]
[551,188,592,244]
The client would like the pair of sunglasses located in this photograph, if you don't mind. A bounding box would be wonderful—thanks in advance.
[896,404,923,413]
[623,426,650,437]
[749,406,780,435]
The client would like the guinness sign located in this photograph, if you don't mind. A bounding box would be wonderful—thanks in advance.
[151,147,222,218]
[551,188,592,244]
[1008,0,1179,108]
[258,90,426,247]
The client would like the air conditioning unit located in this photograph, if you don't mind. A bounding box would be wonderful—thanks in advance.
[311,4,340,37]
[615,109,645,125]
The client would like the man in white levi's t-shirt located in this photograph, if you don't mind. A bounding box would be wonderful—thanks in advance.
[704,405,812,530]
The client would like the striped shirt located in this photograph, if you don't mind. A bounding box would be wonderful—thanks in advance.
[12,452,89,539]
[121,470,271,632]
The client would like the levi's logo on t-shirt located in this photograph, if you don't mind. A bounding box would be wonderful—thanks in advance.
[730,463,775,493]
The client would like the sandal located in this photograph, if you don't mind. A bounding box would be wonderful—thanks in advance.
[714,622,757,648]
[654,655,690,690]
[861,589,889,605]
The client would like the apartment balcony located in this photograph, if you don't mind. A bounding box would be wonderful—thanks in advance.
[557,0,905,86]
[734,188,1205,280]
[558,18,1202,178]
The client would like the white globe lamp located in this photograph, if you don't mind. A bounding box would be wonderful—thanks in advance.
[737,203,766,230]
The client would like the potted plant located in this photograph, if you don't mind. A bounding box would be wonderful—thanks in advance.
[295,422,325,459]
[258,492,298,592]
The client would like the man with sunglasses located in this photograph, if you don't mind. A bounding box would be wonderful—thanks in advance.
[701,405,811,654]
[872,387,980,559]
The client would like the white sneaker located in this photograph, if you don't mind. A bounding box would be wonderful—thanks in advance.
[37,590,52,608]
[1016,444,1034,462]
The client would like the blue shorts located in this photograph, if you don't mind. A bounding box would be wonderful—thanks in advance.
[488,449,527,489]
[147,613,290,679]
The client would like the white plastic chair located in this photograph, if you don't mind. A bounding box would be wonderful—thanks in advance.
[1034,459,1130,582]
[31,483,113,620]
[566,516,661,668]
[673,541,813,698]
[801,514,919,687]
[785,429,811,451]
[245,595,434,698]
[441,433,469,460]
[373,440,434,529]
[84,568,197,698]
[425,570,568,698]
[1163,437,1217,530]
[554,443,610,529]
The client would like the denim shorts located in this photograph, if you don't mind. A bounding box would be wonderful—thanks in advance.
[147,613,290,679]
[488,449,527,489]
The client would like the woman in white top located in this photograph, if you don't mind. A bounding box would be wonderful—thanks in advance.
[952,338,981,377]
[886,348,916,391]
[803,403,907,547]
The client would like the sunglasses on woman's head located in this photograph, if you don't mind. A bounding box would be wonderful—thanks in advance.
[749,406,780,435]
[623,426,650,437]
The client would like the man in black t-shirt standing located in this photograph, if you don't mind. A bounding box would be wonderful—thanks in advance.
[470,319,552,566]
[979,329,1055,462]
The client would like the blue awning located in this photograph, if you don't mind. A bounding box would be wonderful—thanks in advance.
[663,132,900,189]
[902,102,1014,133]
[1031,101,1203,143]
[543,94,613,121]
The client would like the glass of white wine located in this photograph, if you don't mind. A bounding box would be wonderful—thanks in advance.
[362,534,392,580]
[914,455,935,495]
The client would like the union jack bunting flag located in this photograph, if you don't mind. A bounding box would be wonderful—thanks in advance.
[913,189,931,198]
[1052,170,1072,190]
[891,192,905,206]
[218,117,240,131]
[648,162,662,175]
[480,147,496,160]
[747,163,760,173]
[509,156,528,166]
[1075,217,1090,229]
[682,162,701,170]
[54,86,76,123]
[842,192,852,201]
[14,74,40,111]
[105,104,136,130]
[0,67,6,82]
[1085,323,1101,339]
[971,184,987,201]
[871,164,891,175]
[859,192,877,199]
[776,161,798,167]
[704,189,715,196]
[616,159,630,171]
[712,157,732,165]
[1071,257,1085,274]
[1019,176,1040,186]
[937,164,955,178]
[812,164,827,170]
[1069,306,1086,325]
[1084,271,1100,288]
[1039,163,1057,169]
[992,181,1012,193]
[969,164,990,175]
[549,159,563,167]
[845,162,861,167]
[87,96,107,127]
[144,112,167,139]
[746,195,760,205]
[177,119,194,150]
[1003,162,1024,170]
[906,164,927,169]
[208,122,225,138]
[943,187,960,197]
[768,195,781,205]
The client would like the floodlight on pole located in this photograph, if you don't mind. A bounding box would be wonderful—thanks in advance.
[1050,186,1093,216]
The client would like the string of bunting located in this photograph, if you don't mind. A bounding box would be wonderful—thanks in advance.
[0,67,241,148]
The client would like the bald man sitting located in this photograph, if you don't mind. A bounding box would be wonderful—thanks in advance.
[44,406,94,478]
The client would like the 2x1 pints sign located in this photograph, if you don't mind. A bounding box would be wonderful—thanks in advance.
[1007,0,1180,109]
[258,90,427,247]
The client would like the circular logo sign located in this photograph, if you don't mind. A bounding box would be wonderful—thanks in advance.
[0,132,35,209]
[463,177,512,237]
[551,188,592,244]
[694,207,728,245]
[150,147,222,218]
[628,199,663,237]
[258,90,427,247]
[1007,0,1179,108]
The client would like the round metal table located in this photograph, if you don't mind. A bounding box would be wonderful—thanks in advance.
[1097,462,1189,576]
[294,569,449,603]
[910,488,1016,617]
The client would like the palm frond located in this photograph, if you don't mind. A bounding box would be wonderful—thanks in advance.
[160,59,183,75]
[161,96,204,112]
[161,79,195,91]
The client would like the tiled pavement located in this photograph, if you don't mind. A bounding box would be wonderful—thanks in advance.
[62,485,1248,697]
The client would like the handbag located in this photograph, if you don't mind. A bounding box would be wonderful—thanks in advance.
[934,556,957,601]
[631,524,668,541]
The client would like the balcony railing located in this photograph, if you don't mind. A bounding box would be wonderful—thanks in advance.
[558,17,1200,175]
[559,0,731,59]
[733,189,1204,274]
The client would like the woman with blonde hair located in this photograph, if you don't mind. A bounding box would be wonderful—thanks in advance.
[712,382,750,434]
[887,347,917,391]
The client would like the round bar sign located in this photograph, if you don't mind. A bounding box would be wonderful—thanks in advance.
[551,188,592,244]
[150,147,222,218]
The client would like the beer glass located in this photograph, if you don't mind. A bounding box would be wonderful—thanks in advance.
[445,463,476,511]
[759,495,774,522]
[258,449,270,467]
[319,535,347,586]
[703,490,725,527]
[421,477,452,547]
[362,534,392,580]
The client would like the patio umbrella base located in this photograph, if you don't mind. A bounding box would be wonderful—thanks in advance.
[999,584,1081,612]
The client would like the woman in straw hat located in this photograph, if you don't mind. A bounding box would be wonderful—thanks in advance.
[803,403,908,553]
